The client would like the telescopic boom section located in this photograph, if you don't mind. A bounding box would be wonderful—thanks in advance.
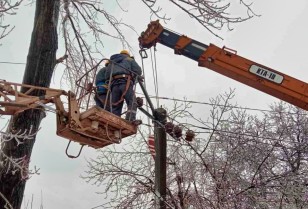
[139,20,308,111]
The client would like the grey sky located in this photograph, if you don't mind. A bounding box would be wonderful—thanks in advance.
[1,0,308,208]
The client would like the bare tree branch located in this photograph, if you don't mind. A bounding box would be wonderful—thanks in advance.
[0,0,24,41]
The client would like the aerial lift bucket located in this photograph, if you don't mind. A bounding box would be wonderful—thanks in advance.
[56,91,137,149]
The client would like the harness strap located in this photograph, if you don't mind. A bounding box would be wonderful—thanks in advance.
[113,74,130,80]
[112,75,132,106]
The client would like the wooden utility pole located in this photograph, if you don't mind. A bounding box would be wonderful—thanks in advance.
[154,108,167,209]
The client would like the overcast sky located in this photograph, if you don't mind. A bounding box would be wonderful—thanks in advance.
[1,0,308,208]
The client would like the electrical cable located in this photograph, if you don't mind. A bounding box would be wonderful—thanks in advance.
[0,61,26,65]
[135,92,308,115]
[134,88,308,146]
[149,48,159,107]
[148,110,308,149]
[153,47,159,107]
[169,113,308,146]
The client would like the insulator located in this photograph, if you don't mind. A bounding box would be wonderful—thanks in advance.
[185,130,195,142]
[165,122,174,134]
[173,125,183,138]
[136,97,143,107]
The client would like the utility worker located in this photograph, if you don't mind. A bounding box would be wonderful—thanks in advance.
[106,50,142,123]
[94,60,110,110]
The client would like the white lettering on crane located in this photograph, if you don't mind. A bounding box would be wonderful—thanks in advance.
[249,65,284,84]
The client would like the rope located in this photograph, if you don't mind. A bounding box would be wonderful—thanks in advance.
[150,48,159,107]
[140,52,152,135]
[153,48,160,107]
[153,47,159,106]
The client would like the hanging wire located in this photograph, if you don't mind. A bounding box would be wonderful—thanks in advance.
[167,111,308,146]
[136,94,308,149]
[149,48,159,107]
[0,61,26,65]
[140,51,153,135]
[153,47,159,107]
[139,111,308,152]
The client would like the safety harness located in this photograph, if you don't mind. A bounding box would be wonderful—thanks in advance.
[111,74,132,106]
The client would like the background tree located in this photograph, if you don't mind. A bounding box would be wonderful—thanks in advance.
[84,91,308,209]
[0,0,24,41]
[0,1,61,208]
[0,0,257,208]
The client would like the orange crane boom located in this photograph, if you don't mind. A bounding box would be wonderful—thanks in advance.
[139,20,308,110]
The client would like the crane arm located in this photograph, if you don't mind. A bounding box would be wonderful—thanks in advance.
[139,20,308,111]
[0,80,137,150]
[0,80,67,115]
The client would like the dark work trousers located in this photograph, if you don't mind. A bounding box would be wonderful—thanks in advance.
[94,93,110,112]
[111,78,137,121]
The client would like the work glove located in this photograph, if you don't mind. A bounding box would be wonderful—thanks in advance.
[136,97,143,107]
[86,83,93,92]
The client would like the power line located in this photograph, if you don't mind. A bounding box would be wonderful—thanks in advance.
[169,115,308,148]
[136,92,307,115]
[145,118,308,153]
[0,61,26,65]
[138,109,298,145]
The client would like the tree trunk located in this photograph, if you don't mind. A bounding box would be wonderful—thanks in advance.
[0,0,60,208]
